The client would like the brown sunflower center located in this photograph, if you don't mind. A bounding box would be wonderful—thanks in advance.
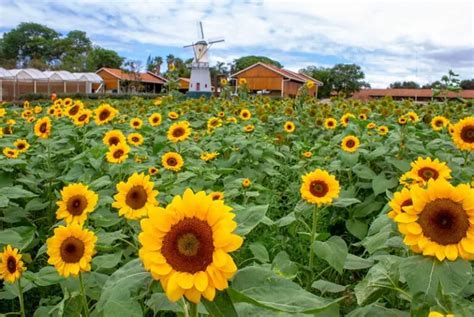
[7,256,17,274]
[133,121,139,126]
[401,199,413,210]
[161,217,214,273]
[211,194,221,200]
[17,143,25,150]
[109,136,120,146]
[417,167,439,181]
[78,114,87,121]
[153,117,159,123]
[328,121,334,126]
[167,157,178,166]
[418,198,469,245]
[113,149,124,159]
[435,120,443,127]
[99,110,110,121]
[309,180,329,197]
[460,125,474,143]
[242,112,249,118]
[125,186,147,209]
[60,237,85,263]
[345,139,355,148]
[172,127,185,138]
[39,123,47,133]
[69,105,80,116]
[67,195,88,216]
[132,137,139,142]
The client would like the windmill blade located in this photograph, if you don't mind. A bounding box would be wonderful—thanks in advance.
[199,21,205,39]
[183,43,195,48]
[208,38,225,44]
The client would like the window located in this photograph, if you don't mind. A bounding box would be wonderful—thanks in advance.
[196,83,200,91]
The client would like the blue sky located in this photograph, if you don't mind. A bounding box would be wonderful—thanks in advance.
[0,0,472,87]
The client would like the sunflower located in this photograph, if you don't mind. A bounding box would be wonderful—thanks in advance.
[303,151,313,158]
[207,117,223,130]
[378,125,389,135]
[210,191,224,200]
[324,118,337,129]
[27,116,36,123]
[300,169,340,205]
[366,122,376,129]
[168,111,179,120]
[154,98,162,106]
[106,143,130,164]
[65,103,82,118]
[306,81,315,89]
[0,245,25,283]
[239,78,247,85]
[125,117,142,129]
[398,116,407,125]
[431,116,449,131]
[103,130,126,147]
[149,113,162,127]
[128,133,144,146]
[56,183,99,225]
[0,108,6,117]
[226,117,237,124]
[162,152,184,172]
[428,312,454,317]
[239,109,251,121]
[451,116,474,151]
[34,106,42,114]
[387,188,412,219]
[242,178,251,188]
[284,121,296,133]
[7,119,16,126]
[358,113,367,120]
[34,117,52,139]
[243,124,255,133]
[200,152,219,162]
[148,167,159,175]
[63,98,73,108]
[341,135,360,153]
[340,113,355,127]
[406,157,452,184]
[406,111,419,122]
[94,104,118,125]
[14,139,30,153]
[167,121,192,143]
[3,147,19,159]
[217,111,225,118]
[448,124,455,135]
[220,78,228,86]
[138,188,242,303]
[46,224,97,277]
[394,179,474,261]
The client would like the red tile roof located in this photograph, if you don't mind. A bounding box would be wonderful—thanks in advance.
[98,68,166,84]
[352,89,474,99]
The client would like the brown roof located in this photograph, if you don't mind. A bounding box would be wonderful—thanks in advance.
[98,68,166,84]
[352,89,474,99]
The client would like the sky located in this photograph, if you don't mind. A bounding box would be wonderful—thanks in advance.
[0,0,473,87]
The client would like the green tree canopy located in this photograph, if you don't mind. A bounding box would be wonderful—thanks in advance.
[460,79,474,90]
[86,47,124,71]
[389,81,420,89]
[233,55,283,72]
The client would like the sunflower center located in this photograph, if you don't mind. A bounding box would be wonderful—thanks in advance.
[172,127,185,137]
[125,186,147,209]
[133,121,139,126]
[39,123,47,133]
[67,195,88,216]
[78,114,87,121]
[460,125,474,143]
[153,117,158,123]
[401,199,413,210]
[60,237,85,263]
[346,139,355,148]
[418,198,469,245]
[417,167,439,181]
[309,180,329,197]
[99,110,110,120]
[435,120,443,127]
[69,105,80,116]
[161,217,214,273]
[167,158,177,166]
[109,136,120,146]
[113,149,124,159]
[7,256,17,274]
[328,121,334,126]
[132,137,139,142]
[17,143,25,150]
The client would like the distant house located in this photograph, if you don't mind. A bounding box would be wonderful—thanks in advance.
[96,68,166,93]
[352,89,474,101]
[178,77,190,93]
[230,62,323,98]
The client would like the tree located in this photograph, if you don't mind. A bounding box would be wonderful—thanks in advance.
[86,47,124,71]
[329,64,369,95]
[57,30,92,71]
[300,66,332,98]
[389,81,420,89]
[232,55,283,72]
[146,56,163,74]
[460,79,474,90]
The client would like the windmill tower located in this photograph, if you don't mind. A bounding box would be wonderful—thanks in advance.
[184,22,224,98]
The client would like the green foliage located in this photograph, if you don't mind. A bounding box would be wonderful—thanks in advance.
[233,55,283,72]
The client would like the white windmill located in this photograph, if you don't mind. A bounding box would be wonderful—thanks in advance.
[184,22,224,97]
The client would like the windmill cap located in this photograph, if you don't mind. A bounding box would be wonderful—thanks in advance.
[195,40,207,45]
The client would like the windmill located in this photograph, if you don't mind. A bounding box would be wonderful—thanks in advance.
[184,22,224,97]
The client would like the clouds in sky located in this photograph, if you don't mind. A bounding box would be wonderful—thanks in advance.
[0,0,472,87]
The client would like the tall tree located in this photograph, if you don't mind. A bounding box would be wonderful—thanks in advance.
[232,55,283,72]
[300,66,332,98]
[57,30,92,71]
[460,79,474,90]
[389,81,420,89]
[329,64,369,95]
[86,47,124,71]
[147,56,163,74]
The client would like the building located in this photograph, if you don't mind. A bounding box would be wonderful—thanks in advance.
[352,89,474,101]
[95,68,166,93]
[230,62,323,98]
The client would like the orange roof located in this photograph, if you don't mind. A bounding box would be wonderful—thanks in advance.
[97,68,166,84]
[352,89,474,99]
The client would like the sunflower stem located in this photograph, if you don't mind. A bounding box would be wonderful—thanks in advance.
[79,272,90,317]
[308,205,319,288]
[188,301,198,317]
[17,279,25,317]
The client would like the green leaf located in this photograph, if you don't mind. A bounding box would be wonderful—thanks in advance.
[234,204,268,236]
[333,198,361,208]
[314,236,348,274]
[347,304,409,317]
[29,267,63,286]
[344,254,374,270]
[0,226,35,250]
[312,280,346,294]
[272,251,298,279]
[399,256,472,298]
[345,219,368,239]
[0,195,8,207]
[90,175,112,190]
[372,173,398,196]
[202,291,238,317]
[92,251,123,270]
[366,146,389,161]
[352,164,376,179]
[249,242,270,263]
[0,186,37,199]
[229,266,340,314]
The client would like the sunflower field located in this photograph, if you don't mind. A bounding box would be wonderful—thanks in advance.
[0,95,473,317]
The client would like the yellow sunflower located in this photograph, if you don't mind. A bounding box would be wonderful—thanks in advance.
[239,109,251,121]
[148,167,159,175]
[128,133,144,146]
[34,106,42,114]
[130,118,143,129]
[284,121,296,133]
[431,116,449,131]
[300,169,340,205]
[210,191,224,200]
[358,113,367,120]
[207,117,223,130]
[94,104,118,125]
[378,125,389,136]
[73,110,92,126]
[112,172,159,220]
[242,178,251,188]
[428,312,454,317]
[324,118,337,129]
[106,143,130,164]
[366,122,376,129]
[243,124,255,133]
[148,113,162,127]
[200,152,219,162]
[387,187,412,219]
[406,157,452,184]
[138,188,243,303]
[46,224,97,277]
[451,116,474,151]
[340,113,355,127]
[220,78,228,86]
[394,179,474,261]
[103,130,126,147]
[168,111,179,120]
[306,80,315,89]
[56,183,99,225]
[3,147,19,159]
[65,103,82,118]
[398,116,407,125]
[27,116,36,124]
[14,139,30,153]
[303,151,313,158]
[34,117,52,139]
[406,111,419,123]
[341,135,360,153]
[226,117,237,124]
[217,111,225,118]
[162,152,184,172]
[0,245,25,283]
[239,78,247,85]
[167,121,192,143]
[63,98,73,108]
